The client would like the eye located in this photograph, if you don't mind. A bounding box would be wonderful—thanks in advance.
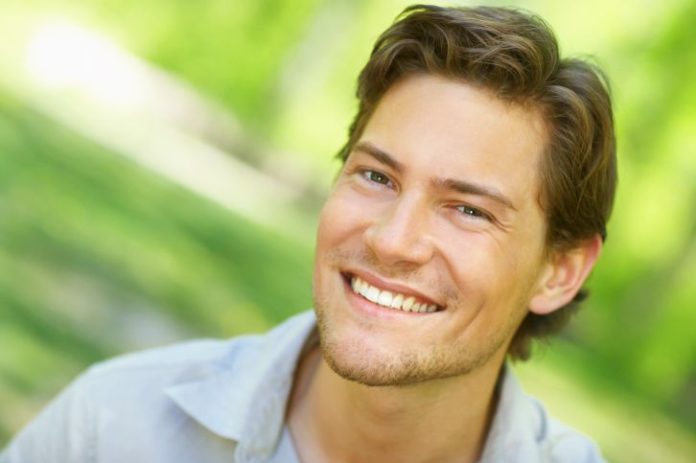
[455,205,490,221]
[361,170,392,186]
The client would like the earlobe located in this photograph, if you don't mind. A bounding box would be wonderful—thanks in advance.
[529,234,603,315]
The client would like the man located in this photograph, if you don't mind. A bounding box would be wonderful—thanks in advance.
[1,4,615,463]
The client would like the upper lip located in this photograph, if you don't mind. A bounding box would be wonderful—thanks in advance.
[343,268,444,308]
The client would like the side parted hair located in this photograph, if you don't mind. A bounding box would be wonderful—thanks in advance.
[337,4,617,360]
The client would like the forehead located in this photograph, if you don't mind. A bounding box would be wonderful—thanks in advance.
[358,75,548,204]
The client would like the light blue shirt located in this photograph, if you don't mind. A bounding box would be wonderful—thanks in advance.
[1,311,604,462]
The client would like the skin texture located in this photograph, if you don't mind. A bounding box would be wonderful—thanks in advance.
[289,74,602,463]
[315,74,551,385]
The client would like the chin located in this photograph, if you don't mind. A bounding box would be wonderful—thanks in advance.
[315,312,500,388]
[321,341,431,387]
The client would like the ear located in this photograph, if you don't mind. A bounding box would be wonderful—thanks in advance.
[529,234,603,315]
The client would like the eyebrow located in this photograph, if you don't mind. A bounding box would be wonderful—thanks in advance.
[435,178,517,211]
[353,141,404,172]
[352,141,517,211]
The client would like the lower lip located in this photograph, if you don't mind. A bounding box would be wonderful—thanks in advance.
[341,275,438,320]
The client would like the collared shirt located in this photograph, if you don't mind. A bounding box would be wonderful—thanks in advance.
[1,311,605,463]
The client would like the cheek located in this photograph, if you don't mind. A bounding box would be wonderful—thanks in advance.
[314,193,364,286]
[316,197,347,253]
[317,189,373,246]
[438,230,542,304]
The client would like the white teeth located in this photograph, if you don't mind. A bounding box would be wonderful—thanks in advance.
[378,291,393,306]
[350,276,438,314]
[402,297,414,311]
[366,286,380,303]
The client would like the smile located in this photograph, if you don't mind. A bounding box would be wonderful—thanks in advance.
[349,275,441,314]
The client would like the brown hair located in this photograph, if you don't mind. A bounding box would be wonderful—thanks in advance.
[337,4,617,359]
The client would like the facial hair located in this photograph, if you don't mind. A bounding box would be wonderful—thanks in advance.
[312,247,520,387]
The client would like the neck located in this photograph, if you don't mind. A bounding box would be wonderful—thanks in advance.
[287,347,505,463]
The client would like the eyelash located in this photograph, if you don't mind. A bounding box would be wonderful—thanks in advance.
[454,205,492,222]
[360,169,393,188]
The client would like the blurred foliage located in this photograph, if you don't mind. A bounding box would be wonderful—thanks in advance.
[0,93,314,438]
[0,0,695,461]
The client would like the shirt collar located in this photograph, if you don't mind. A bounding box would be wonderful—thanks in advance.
[479,364,544,462]
[165,311,317,460]
[166,311,543,462]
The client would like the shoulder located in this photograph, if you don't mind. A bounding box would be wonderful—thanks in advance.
[2,311,317,462]
[87,335,257,380]
[0,335,260,462]
[46,310,314,409]
[53,335,251,401]
[72,331,278,414]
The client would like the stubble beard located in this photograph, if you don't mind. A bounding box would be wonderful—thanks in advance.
[313,284,513,388]
[311,244,528,387]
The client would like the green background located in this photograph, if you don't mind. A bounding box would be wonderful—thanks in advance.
[1,1,694,461]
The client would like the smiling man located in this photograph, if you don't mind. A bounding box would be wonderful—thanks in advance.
[1,5,615,463]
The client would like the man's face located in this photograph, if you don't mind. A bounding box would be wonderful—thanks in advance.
[313,74,551,386]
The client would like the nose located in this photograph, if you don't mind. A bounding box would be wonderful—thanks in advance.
[363,192,435,267]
